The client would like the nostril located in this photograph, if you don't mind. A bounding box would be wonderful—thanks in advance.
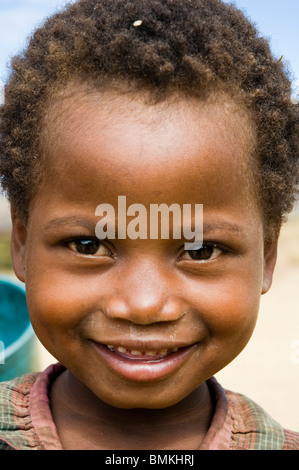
[160,300,187,322]
[104,296,186,325]
[104,298,130,319]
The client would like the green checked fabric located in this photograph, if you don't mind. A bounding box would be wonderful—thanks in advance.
[0,363,298,450]
[226,390,297,450]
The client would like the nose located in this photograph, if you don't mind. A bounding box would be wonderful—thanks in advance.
[104,260,185,325]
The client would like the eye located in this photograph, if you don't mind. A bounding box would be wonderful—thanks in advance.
[179,244,223,261]
[68,239,112,257]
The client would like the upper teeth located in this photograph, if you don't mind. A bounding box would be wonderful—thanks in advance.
[107,345,179,356]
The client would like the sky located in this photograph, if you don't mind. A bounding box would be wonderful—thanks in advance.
[0,0,298,102]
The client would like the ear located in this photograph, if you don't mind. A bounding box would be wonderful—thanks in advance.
[261,236,279,295]
[10,207,28,283]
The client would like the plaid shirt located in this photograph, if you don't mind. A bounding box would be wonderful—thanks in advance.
[0,363,298,450]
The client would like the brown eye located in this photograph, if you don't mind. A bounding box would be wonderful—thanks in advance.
[69,239,111,256]
[180,245,222,261]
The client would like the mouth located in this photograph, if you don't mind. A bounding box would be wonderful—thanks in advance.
[91,341,197,382]
[105,344,180,361]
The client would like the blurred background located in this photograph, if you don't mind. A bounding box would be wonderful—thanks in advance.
[0,0,298,431]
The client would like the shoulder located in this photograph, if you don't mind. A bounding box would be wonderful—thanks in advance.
[225,389,299,450]
[0,372,42,450]
[283,429,299,450]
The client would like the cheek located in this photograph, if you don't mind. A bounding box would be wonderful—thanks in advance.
[202,278,262,371]
[186,263,263,359]
[24,268,91,357]
[209,288,260,340]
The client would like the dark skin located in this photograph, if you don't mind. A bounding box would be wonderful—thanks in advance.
[11,89,278,449]
[50,369,213,449]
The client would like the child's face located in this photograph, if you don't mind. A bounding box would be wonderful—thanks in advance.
[12,90,277,409]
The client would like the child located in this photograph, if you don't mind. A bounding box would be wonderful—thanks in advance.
[0,0,298,450]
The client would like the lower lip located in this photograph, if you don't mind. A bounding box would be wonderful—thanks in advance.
[91,342,197,383]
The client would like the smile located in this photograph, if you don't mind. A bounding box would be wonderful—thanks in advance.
[91,342,197,382]
[106,345,180,361]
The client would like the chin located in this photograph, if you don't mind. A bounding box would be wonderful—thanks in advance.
[97,385,192,410]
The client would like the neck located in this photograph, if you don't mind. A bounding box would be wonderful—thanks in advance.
[50,370,214,450]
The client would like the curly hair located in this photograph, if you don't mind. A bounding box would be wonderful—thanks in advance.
[0,0,298,239]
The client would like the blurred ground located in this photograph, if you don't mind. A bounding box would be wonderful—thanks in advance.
[0,197,298,431]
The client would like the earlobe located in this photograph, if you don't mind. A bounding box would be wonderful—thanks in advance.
[261,237,279,295]
[10,208,28,283]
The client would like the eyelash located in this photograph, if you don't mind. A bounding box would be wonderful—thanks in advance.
[178,244,228,262]
[64,238,228,262]
[64,237,113,257]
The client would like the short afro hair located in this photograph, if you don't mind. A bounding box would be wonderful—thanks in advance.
[0,0,298,239]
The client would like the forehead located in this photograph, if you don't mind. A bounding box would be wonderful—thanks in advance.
[39,87,257,211]
[43,87,255,167]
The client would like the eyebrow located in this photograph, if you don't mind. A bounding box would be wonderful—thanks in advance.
[43,216,96,231]
[202,221,244,235]
[44,216,244,236]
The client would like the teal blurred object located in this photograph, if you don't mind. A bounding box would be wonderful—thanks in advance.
[0,275,36,381]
